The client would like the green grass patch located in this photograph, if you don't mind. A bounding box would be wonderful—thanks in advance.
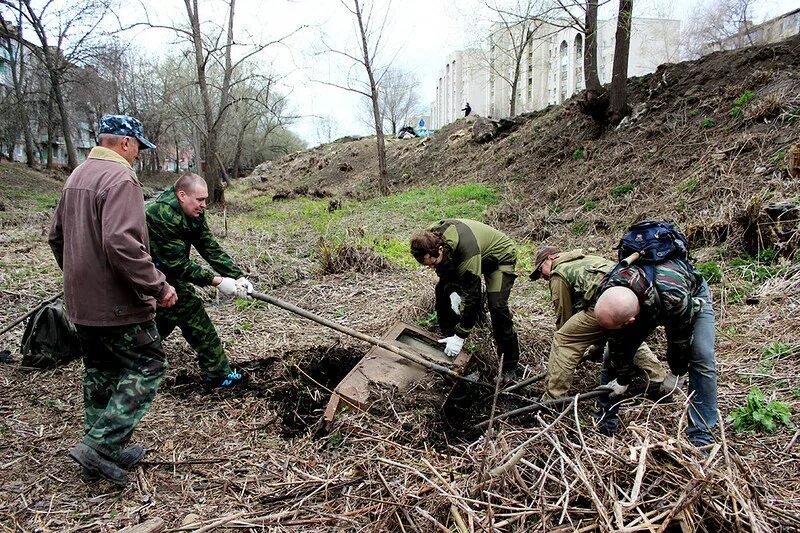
[572,148,585,160]
[700,118,714,129]
[30,192,60,210]
[582,198,598,212]
[729,90,756,118]
[688,109,700,118]
[611,183,635,197]
[758,342,798,374]
[244,184,499,269]
[727,387,793,433]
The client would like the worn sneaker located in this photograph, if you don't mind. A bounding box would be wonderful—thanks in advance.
[69,442,128,487]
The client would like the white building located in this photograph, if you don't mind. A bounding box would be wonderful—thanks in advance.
[431,16,680,127]
[430,50,488,129]
[703,7,800,54]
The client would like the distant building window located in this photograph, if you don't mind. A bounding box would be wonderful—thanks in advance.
[559,40,568,103]
[574,34,584,92]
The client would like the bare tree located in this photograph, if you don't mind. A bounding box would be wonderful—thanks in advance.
[127,0,304,203]
[682,0,762,59]
[314,114,338,145]
[0,11,35,165]
[379,67,420,135]
[608,0,632,124]
[317,0,391,195]
[1,0,115,170]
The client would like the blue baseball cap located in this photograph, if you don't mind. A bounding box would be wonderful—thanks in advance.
[99,114,156,150]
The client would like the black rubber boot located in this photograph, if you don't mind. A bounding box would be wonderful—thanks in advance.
[81,444,146,482]
[69,442,128,487]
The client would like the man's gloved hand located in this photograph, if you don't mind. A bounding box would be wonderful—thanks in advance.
[659,372,687,395]
[438,335,465,357]
[216,277,238,297]
[235,277,253,299]
[449,292,462,315]
[604,378,628,399]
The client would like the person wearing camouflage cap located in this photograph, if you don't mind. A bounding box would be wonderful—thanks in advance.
[531,246,665,400]
[49,114,177,486]
[146,172,253,388]
[410,219,520,380]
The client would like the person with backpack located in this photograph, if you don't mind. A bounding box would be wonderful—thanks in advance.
[410,219,520,381]
[530,246,665,400]
[48,114,178,486]
[146,172,253,388]
[593,222,717,447]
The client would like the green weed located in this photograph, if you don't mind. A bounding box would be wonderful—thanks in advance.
[688,109,700,118]
[416,312,438,328]
[758,342,797,374]
[700,118,714,128]
[582,198,598,212]
[572,148,585,160]
[675,199,687,213]
[571,220,589,236]
[729,90,755,118]
[678,177,699,194]
[695,261,722,284]
[727,387,793,433]
[509,135,519,142]
[612,183,635,197]
[730,250,781,282]
[773,150,787,166]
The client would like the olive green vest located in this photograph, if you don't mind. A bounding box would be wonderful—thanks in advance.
[551,250,614,312]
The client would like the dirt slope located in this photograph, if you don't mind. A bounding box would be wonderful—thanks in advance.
[254,34,800,255]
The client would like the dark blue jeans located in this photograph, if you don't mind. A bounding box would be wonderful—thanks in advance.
[596,280,717,445]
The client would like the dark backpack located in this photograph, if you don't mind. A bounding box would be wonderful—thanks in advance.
[20,299,81,368]
[616,220,690,266]
[611,220,693,291]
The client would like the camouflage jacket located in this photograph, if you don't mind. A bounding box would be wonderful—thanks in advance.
[145,187,244,286]
[597,259,705,383]
[549,250,614,330]
[431,219,516,338]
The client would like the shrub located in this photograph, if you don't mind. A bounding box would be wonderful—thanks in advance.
[727,387,793,433]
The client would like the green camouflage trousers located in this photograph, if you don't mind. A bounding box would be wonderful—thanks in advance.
[155,282,232,382]
[75,320,167,459]
[542,309,666,400]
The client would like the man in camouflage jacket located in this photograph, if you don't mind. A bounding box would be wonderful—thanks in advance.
[594,258,717,446]
[146,173,252,387]
[410,219,520,377]
[530,247,665,400]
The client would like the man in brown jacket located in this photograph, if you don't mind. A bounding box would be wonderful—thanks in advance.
[49,114,177,487]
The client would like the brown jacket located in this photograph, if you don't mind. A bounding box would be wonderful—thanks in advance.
[48,147,168,326]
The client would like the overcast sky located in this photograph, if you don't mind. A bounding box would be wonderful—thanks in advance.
[131,0,800,147]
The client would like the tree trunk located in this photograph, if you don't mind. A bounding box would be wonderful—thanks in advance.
[609,0,633,125]
[584,0,601,98]
[354,0,388,196]
[46,88,54,169]
[185,0,236,204]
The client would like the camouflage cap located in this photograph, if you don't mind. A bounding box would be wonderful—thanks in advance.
[99,115,156,150]
[530,245,559,280]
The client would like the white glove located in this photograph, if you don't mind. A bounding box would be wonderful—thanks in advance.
[449,292,462,315]
[604,378,628,399]
[216,277,237,297]
[438,335,465,357]
[659,372,687,394]
[235,277,253,299]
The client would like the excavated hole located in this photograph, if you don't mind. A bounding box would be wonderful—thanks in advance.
[271,347,364,439]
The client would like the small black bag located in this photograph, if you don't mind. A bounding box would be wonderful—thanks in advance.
[20,299,81,368]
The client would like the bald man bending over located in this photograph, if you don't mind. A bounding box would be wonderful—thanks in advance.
[594,259,717,447]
